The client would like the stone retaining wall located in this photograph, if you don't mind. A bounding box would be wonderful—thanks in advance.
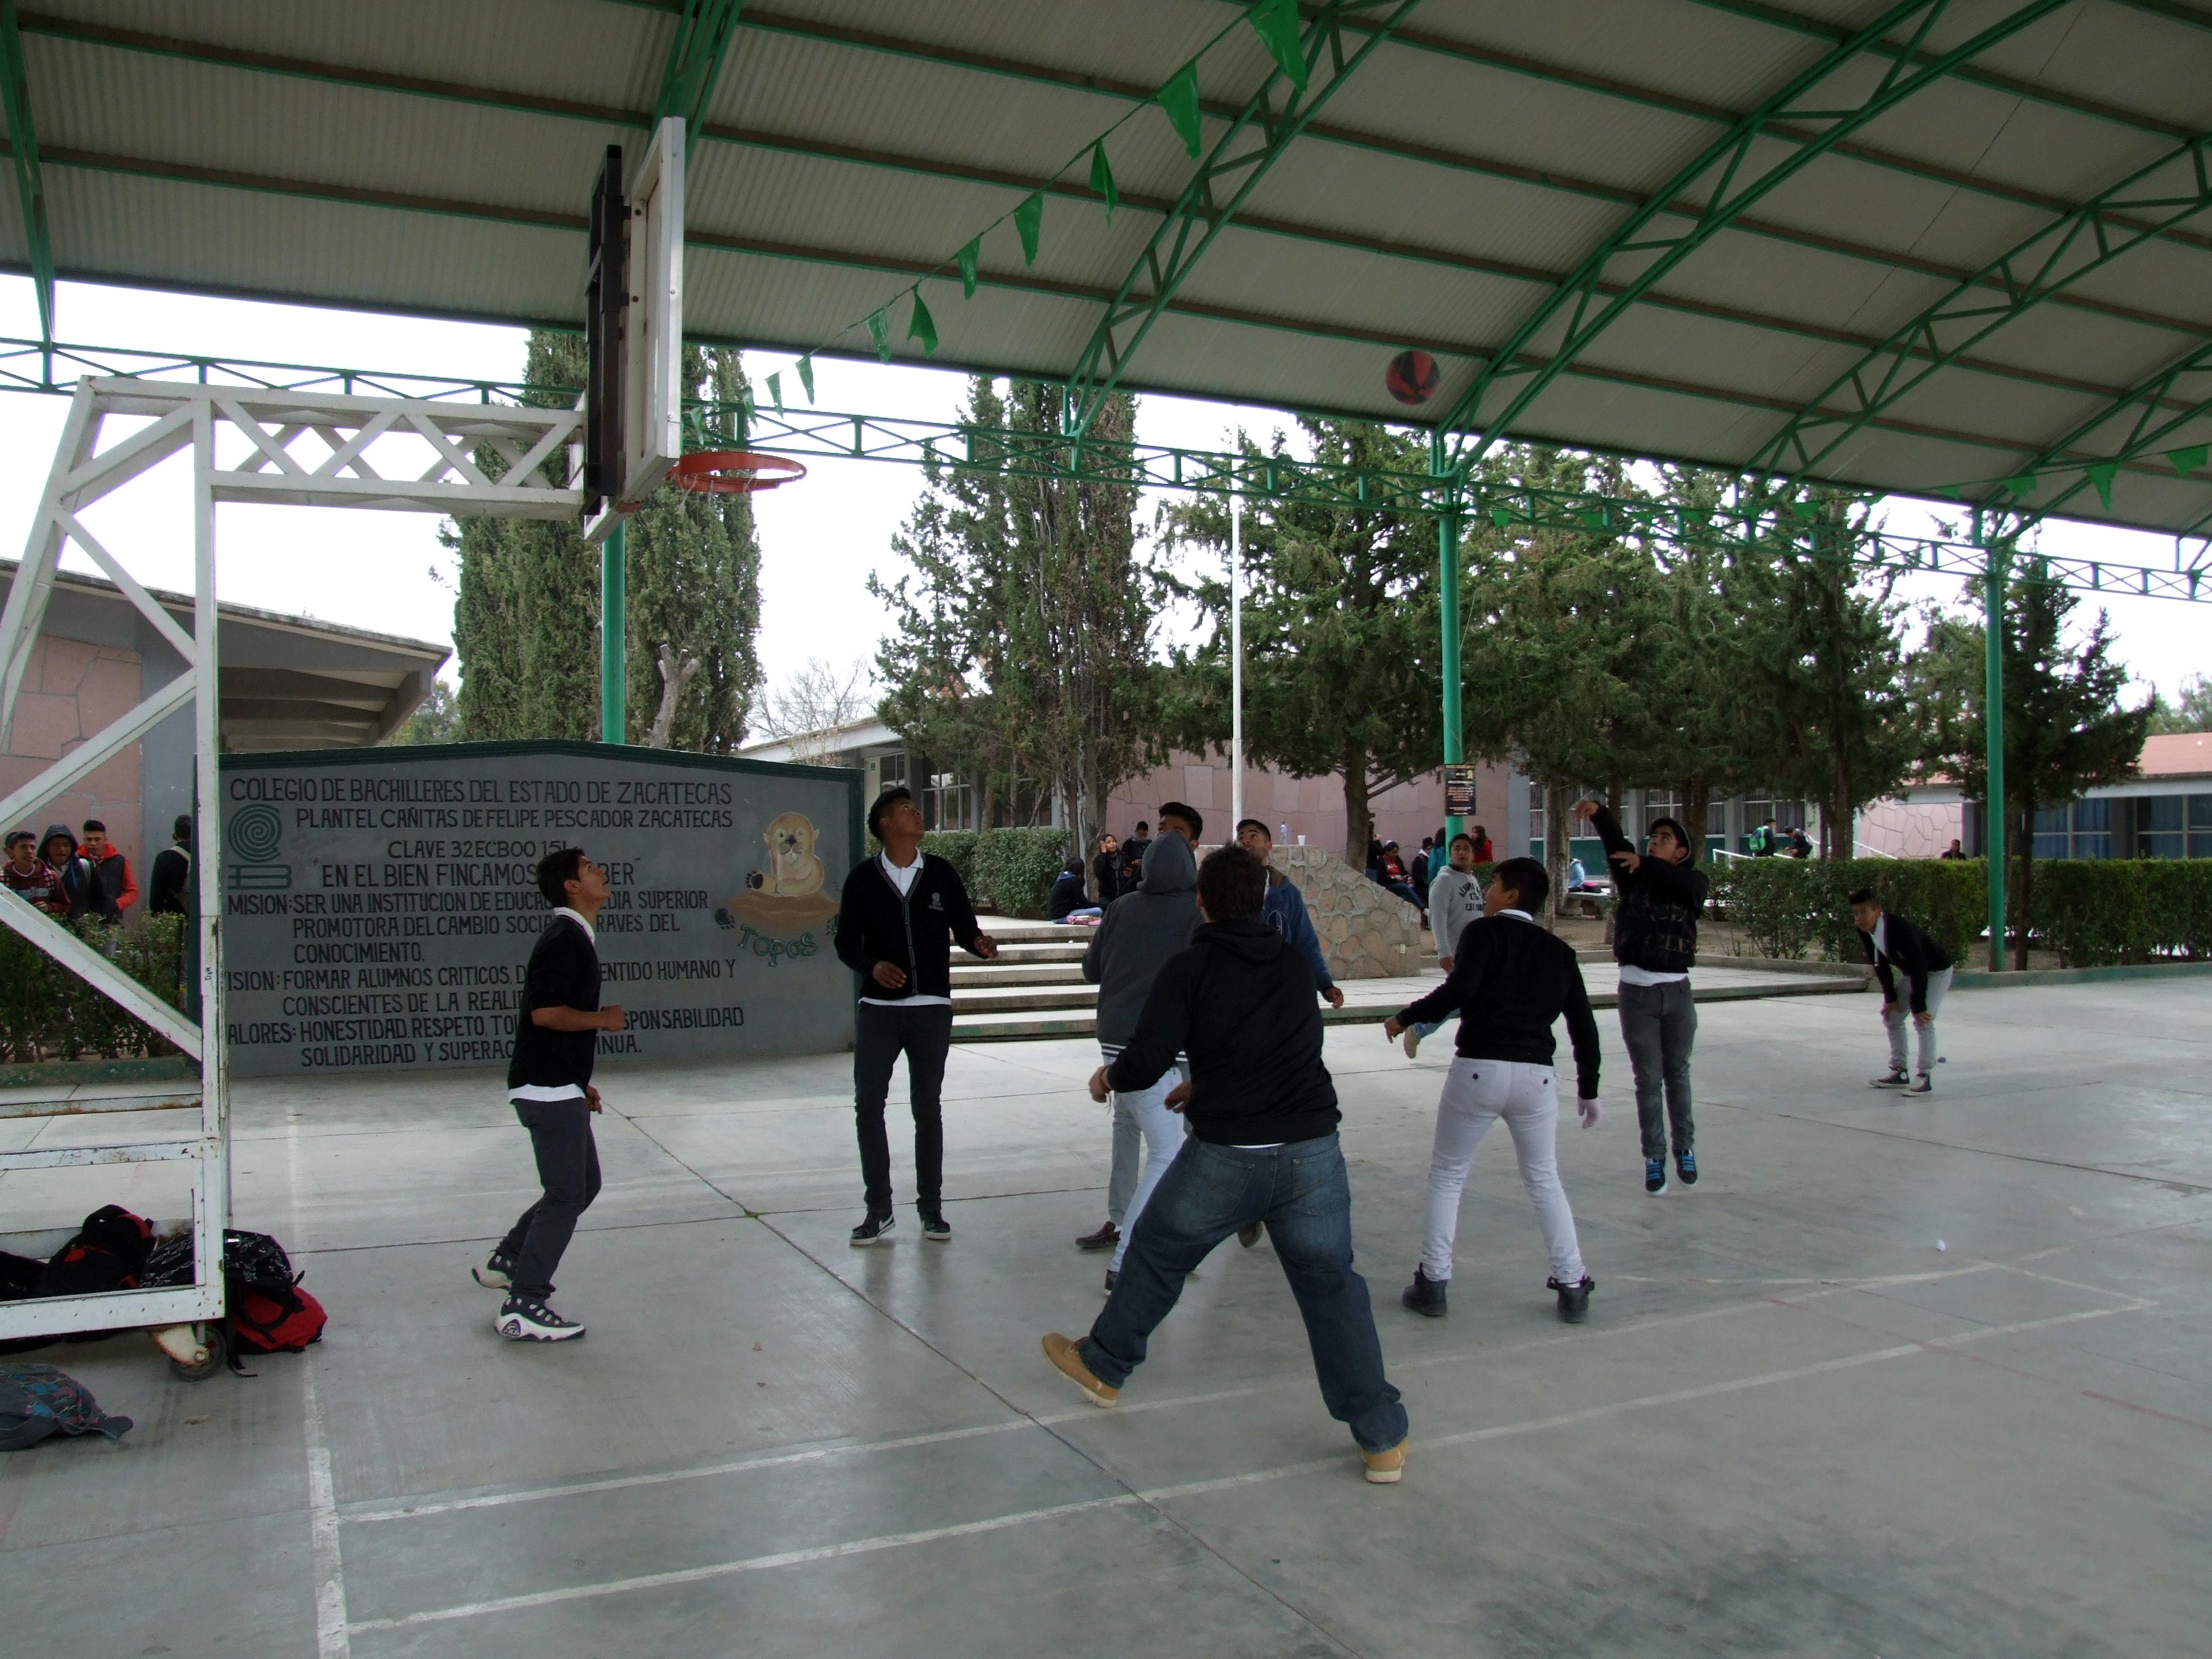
[1267,843,1424,981]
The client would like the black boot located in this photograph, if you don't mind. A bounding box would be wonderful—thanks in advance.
[1549,1274,1593,1324]
[1401,1266,1447,1318]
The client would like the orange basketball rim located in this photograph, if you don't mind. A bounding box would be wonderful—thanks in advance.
[670,450,809,493]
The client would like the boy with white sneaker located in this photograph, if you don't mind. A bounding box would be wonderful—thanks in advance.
[1851,888,1953,1096]
[476,847,625,1342]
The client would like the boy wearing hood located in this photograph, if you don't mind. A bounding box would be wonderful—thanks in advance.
[1044,845,1410,1485]
[39,826,102,922]
[1077,831,1200,1289]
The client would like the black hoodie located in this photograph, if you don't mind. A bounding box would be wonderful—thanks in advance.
[1106,918,1339,1146]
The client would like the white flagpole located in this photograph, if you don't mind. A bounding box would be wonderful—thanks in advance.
[1230,486,1243,836]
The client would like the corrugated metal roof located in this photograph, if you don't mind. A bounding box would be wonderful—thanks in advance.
[11,0,2212,532]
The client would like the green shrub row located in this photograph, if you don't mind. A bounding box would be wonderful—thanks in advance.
[1707,856,2212,966]
[878,828,1074,918]
[0,913,190,1062]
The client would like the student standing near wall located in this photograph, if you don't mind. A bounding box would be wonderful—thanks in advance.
[835,786,998,1246]
[478,847,625,1343]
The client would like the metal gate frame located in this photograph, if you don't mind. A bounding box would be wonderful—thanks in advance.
[0,376,580,1344]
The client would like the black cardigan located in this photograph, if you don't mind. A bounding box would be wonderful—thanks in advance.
[833,852,985,1001]
[1397,911,1601,1099]
[1860,911,1954,1013]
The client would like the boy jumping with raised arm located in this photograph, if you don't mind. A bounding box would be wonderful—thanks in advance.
[1386,857,1603,1325]
[479,847,625,1343]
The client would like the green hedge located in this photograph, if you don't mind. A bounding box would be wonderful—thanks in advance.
[0,913,189,1062]
[868,827,1074,918]
[1707,857,1986,964]
[1708,856,2212,966]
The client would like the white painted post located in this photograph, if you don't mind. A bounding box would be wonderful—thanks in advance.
[1230,487,1243,835]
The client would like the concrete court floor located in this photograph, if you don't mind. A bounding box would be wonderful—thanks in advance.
[1,977,2208,1658]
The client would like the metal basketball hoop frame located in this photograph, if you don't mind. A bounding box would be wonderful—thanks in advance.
[669,450,807,494]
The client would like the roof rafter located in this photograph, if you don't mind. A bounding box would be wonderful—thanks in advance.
[1441,0,2078,468]
[1062,0,1426,441]
[0,1,52,346]
[2001,336,2212,517]
[1752,130,2212,485]
[653,0,743,154]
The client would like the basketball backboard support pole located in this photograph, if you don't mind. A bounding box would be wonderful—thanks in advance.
[0,375,581,1353]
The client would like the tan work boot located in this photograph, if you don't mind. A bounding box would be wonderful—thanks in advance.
[1041,1332,1119,1408]
[1362,1437,1410,1484]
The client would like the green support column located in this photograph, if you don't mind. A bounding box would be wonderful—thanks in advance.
[1980,512,2006,971]
[601,521,627,744]
[1433,432,1464,843]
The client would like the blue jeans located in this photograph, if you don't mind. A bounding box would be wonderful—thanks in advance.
[1080,1133,1408,1454]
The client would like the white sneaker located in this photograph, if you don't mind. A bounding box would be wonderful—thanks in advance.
[1401,1027,1420,1059]
[494,1298,585,1342]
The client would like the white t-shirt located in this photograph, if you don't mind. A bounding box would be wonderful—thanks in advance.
[512,909,600,1102]
[1617,964,1687,987]
[861,851,953,1008]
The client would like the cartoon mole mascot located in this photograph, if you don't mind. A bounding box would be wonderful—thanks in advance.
[718,812,838,929]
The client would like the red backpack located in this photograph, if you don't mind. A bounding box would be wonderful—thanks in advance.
[223,1232,327,1355]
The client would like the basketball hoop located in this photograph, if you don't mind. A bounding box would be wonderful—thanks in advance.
[668,450,808,494]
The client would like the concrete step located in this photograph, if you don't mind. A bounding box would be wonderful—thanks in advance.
[953,1008,1100,1041]
[951,961,1086,987]
[988,942,1088,965]
[982,919,1098,944]
[950,984,1100,1014]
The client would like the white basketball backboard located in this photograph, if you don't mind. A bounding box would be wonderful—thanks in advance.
[584,115,684,543]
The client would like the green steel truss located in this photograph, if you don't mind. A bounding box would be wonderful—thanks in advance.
[2001,337,2212,521]
[0,1,51,348]
[2,334,2202,600]
[1059,0,1424,443]
[1439,0,2074,469]
[1753,131,2212,483]
[653,0,743,154]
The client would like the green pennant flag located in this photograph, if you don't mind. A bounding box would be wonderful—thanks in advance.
[2167,443,2208,474]
[908,289,938,356]
[1790,499,1818,520]
[1158,62,1203,158]
[1089,142,1117,223]
[1247,0,1308,89]
[2003,472,2039,498]
[766,371,782,413]
[866,308,891,364]
[2085,460,2118,509]
[1492,507,1513,528]
[796,356,814,402]
[1014,192,1043,266]
[956,238,979,300]
[1581,509,1606,530]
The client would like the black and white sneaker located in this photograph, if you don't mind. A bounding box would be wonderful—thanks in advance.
[472,1251,515,1290]
[1905,1072,1933,1095]
[1102,1269,1118,1296]
[1870,1069,1910,1089]
[494,1297,585,1342]
[850,1211,897,1247]
[1548,1275,1594,1324]
[920,1210,952,1242]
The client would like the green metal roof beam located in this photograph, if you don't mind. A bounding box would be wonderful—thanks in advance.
[0,1,51,346]
[1752,130,2212,485]
[1061,0,1426,443]
[26,9,2212,337]
[1441,0,2074,470]
[2000,336,2212,517]
[653,0,743,154]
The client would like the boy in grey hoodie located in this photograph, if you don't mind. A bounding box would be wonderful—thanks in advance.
[1077,833,1200,1290]
[1403,833,1485,1058]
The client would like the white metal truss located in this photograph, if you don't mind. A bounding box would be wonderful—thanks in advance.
[0,377,580,1349]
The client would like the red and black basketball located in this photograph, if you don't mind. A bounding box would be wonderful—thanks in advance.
[1385,349,1439,406]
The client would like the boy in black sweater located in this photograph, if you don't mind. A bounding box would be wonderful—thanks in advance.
[1851,888,1953,1095]
[1041,845,1410,1485]
[1386,857,1603,1325]
[834,786,997,1246]
[476,847,625,1342]
[1577,797,1710,1194]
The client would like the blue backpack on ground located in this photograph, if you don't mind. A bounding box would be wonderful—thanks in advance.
[0,1363,133,1450]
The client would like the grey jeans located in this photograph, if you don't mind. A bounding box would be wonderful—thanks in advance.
[1617,978,1696,1159]
[1883,965,1951,1076]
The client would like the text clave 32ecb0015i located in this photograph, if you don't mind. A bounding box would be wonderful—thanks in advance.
[218,743,861,1075]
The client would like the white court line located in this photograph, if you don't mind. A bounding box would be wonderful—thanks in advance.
[342,1300,2149,1634]
[290,1118,352,1658]
[339,1256,2072,1525]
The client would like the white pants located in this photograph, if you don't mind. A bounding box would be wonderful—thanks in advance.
[1883,965,1952,1076]
[1421,1057,1586,1285]
[1102,1046,1188,1273]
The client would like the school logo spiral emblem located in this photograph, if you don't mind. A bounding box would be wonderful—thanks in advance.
[226,803,291,890]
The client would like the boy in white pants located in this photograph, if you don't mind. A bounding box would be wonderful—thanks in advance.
[1850,888,1954,1095]
[1384,857,1603,1324]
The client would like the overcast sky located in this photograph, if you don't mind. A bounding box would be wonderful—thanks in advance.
[2,276,2201,722]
